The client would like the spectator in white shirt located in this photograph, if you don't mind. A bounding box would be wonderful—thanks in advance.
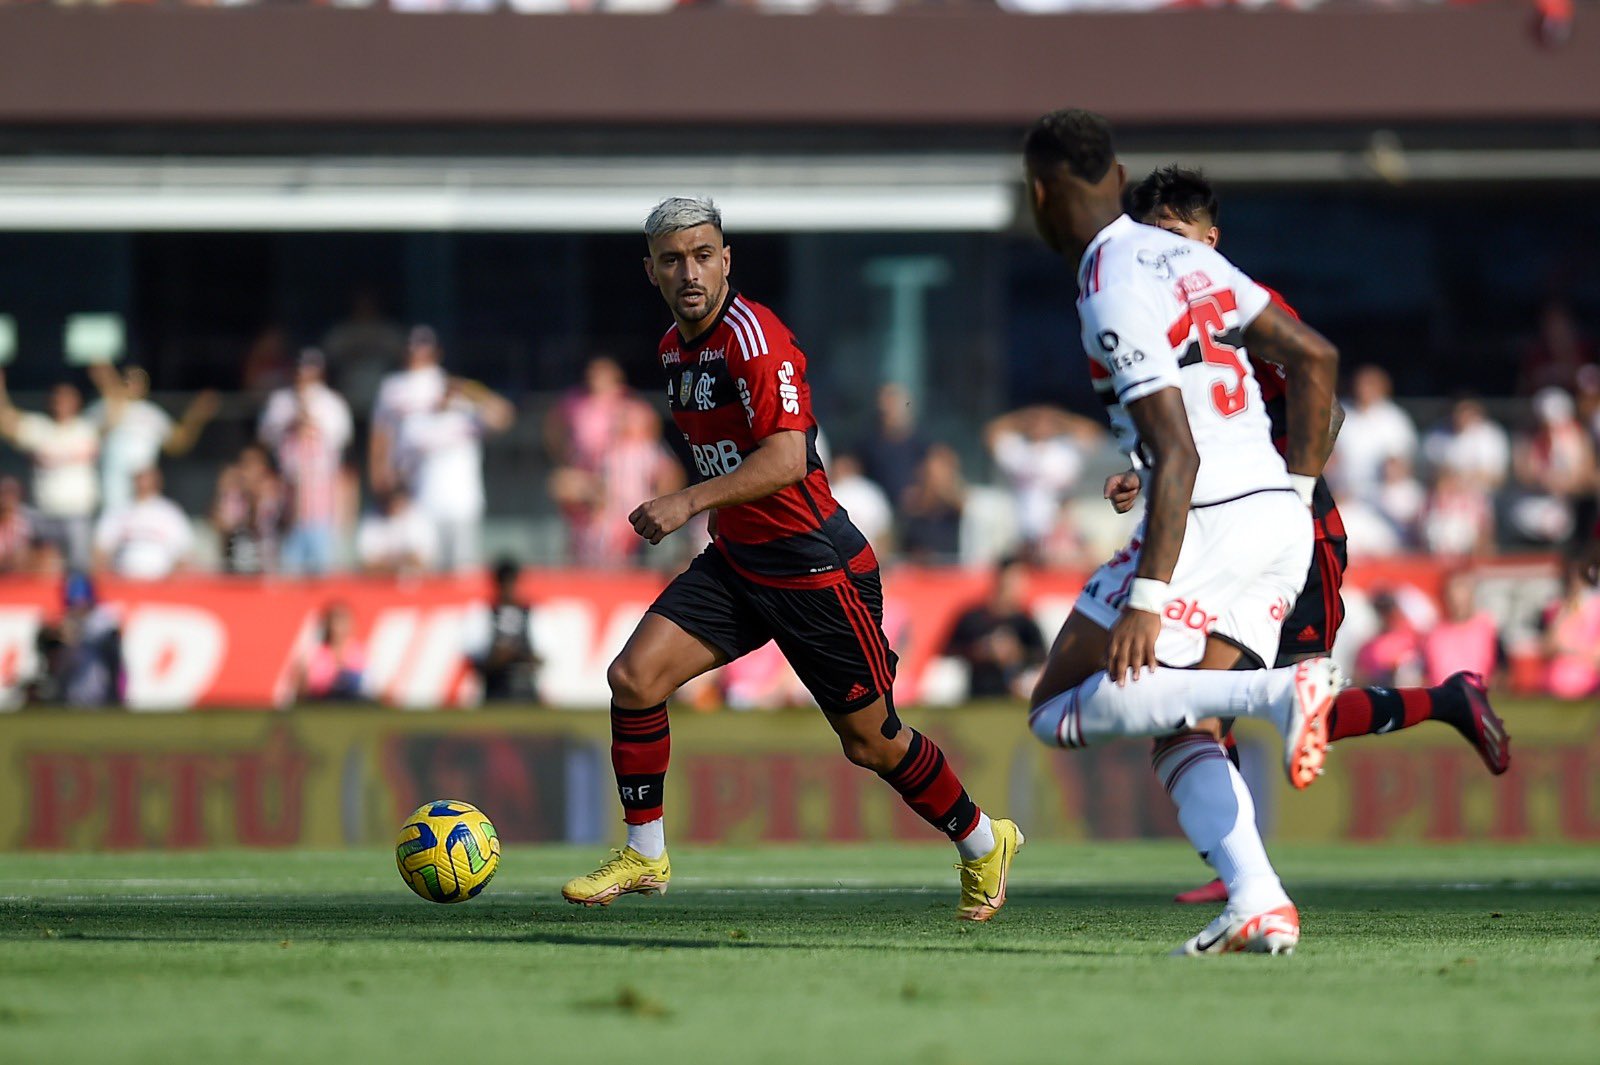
[396,378,514,572]
[370,325,448,497]
[1509,387,1597,545]
[93,466,192,580]
[828,452,893,550]
[356,488,439,576]
[85,364,217,514]
[984,405,1106,558]
[1372,454,1427,548]
[258,349,353,459]
[0,373,100,569]
[1331,365,1418,502]
[1423,397,1511,492]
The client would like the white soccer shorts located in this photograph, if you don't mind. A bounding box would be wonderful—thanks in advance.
[1074,488,1312,669]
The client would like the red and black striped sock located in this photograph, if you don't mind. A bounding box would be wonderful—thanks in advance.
[611,701,670,824]
[1327,684,1469,743]
[880,730,981,842]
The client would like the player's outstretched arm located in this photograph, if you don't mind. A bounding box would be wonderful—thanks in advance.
[1244,302,1340,478]
[1107,387,1199,682]
[629,429,806,545]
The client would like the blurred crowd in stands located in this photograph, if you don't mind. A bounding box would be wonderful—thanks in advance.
[3,294,1599,705]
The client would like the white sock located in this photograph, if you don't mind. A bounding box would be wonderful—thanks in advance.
[1154,735,1289,914]
[1028,665,1299,748]
[955,811,996,861]
[626,818,665,860]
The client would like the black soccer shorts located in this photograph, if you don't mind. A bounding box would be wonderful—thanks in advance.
[647,546,897,714]
[1274,534,1349,666]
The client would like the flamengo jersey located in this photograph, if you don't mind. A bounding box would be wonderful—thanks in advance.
[658,290,871,586]
[1252,287,1346,542]
[1079,214,1290,506]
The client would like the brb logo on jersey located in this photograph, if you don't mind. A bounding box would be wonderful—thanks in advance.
[777,361,800,415]
[690,440,743,478]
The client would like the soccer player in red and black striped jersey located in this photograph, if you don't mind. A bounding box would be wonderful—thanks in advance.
[560,197,1022,920]
[1125,167,1512,904]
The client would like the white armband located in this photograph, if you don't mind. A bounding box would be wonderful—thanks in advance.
[1289,474,1317,508]
[1126,577,1170,615]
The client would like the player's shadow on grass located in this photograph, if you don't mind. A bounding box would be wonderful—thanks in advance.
[1,889,1148,956]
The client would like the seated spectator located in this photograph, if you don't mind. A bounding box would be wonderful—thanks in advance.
[1541,566,1600,700]
[1331,365,1417,501]
[1421,469,1495,558]
[470,558,541,703]
[547,356,667,566]
[92,467,193,581]
[295,602,367,702]
[0,475,35,573]
[550,400,682,567]
[1423,397,1510,492]
[212,444,285,576]
[984,405,1105,560]
[722,641,813,711]
[1421,572,1502,686]
[827,452,893,551]
[1036,499,1094,569]
[1372,455,1426,548]
[1355,592,1425,688]
[898,443,965,562]
[857,382,930,509]
[1509,386,1596,546]
[30,572,122,708]
[356,489,438,575]
[942,555,1045,700]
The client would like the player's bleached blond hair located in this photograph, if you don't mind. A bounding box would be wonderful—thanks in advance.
[644,196,723,243]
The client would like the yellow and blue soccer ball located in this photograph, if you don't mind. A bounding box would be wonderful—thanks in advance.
[395,800,501,903]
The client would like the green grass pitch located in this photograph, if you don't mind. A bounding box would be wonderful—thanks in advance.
[2,843,1597,1064]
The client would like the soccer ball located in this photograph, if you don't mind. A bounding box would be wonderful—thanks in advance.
[395,800,502,903]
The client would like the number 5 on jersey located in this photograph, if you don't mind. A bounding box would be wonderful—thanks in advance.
[1190,294,1249,418]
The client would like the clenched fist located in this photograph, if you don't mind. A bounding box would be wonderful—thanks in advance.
[630,492,696,545]
[1103,469,1143,514]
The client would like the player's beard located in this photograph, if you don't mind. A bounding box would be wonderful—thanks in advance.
[675,282,722,324]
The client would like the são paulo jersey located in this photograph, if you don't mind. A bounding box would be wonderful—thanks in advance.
[1078,214,1290,506]
[657,290,871,586]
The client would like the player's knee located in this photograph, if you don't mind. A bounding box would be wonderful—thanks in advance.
[607,654,666,708]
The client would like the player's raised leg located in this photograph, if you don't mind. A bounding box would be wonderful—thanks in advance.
[561,610,727,906]
[1329,673,1509,773]
[1028,624,1340,788]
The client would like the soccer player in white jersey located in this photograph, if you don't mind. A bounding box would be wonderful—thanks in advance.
[1020,109,1345,955]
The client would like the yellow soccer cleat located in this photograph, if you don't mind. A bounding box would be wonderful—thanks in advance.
[956,818,1024,922]
[561,847,671,907]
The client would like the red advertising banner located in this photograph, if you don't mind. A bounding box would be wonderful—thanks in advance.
[0,556,1549,710]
